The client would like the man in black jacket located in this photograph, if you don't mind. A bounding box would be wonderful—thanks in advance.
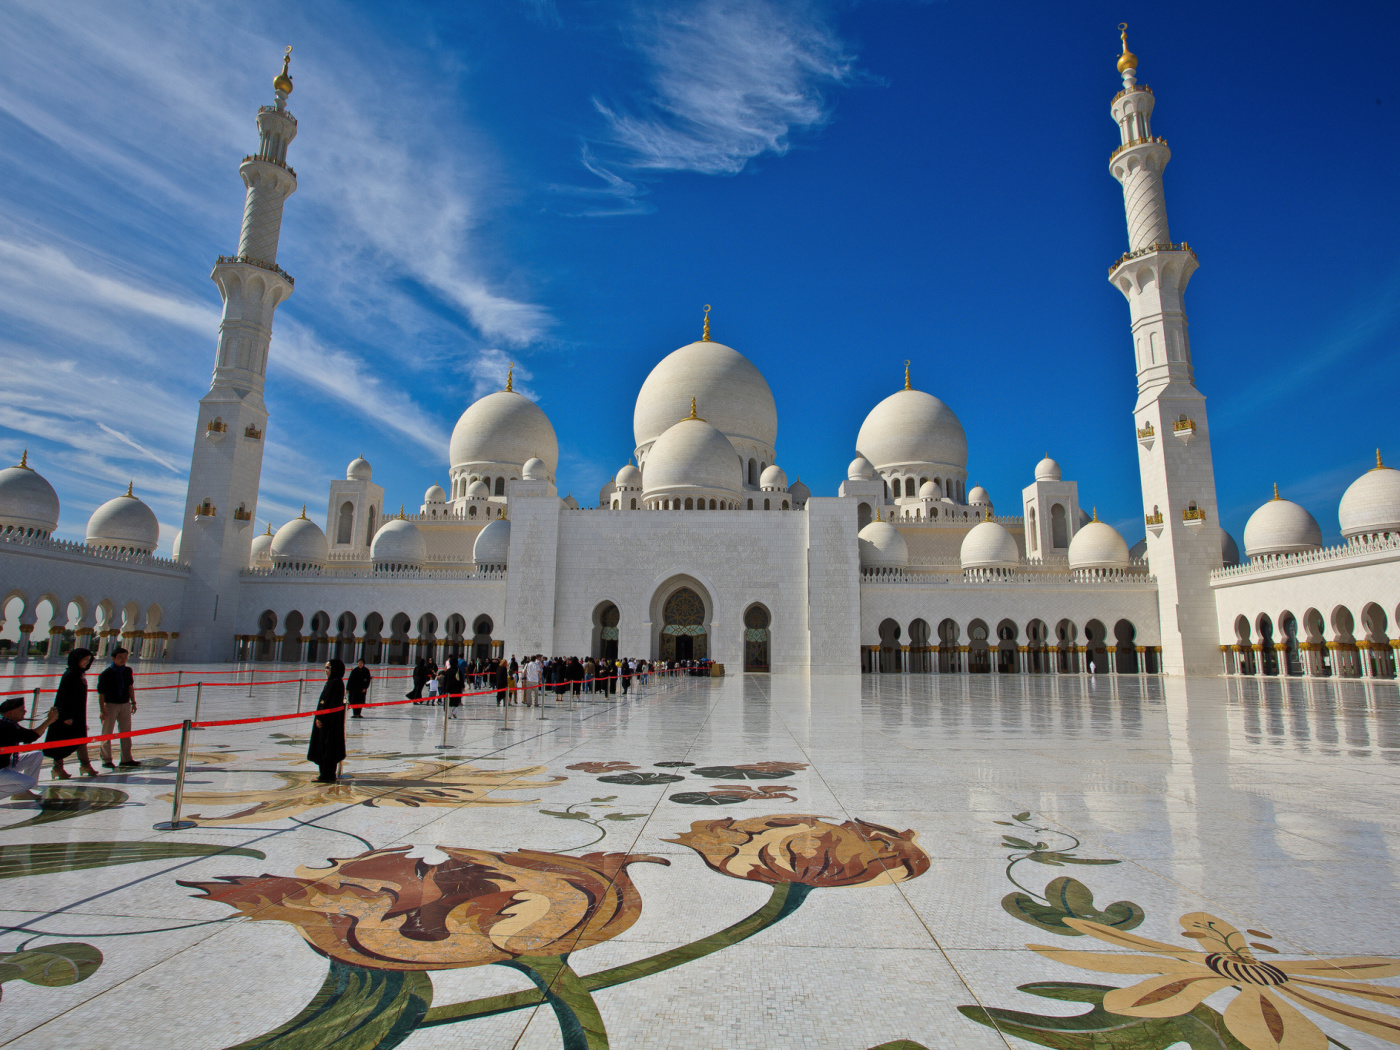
[347,659,372,719]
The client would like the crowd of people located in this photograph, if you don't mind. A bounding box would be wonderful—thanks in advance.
[404,654,680,707]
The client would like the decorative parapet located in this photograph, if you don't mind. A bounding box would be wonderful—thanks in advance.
[1210,533,1400,583]
[242,564,506,581]
[1137,422,1154,439]
[232,506,253,522]
[205,419,228,434]
[1182,505,1207,523]
[0,531,187,571]
[1109,241,1196,274]
[215,254,295,288]
[241,153,297,179]
[194,500,217,518]
[1109,134,1169,161]
[1111,83,1153,104]
[861,566,1154,586]
[258,105,297,125]
[244,425,263,440]
[1144,510,1164,526]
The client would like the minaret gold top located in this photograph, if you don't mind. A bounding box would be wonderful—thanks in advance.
[904,359,912,390]
[1117,23,1137,73]
[701,304,711,342]
[506,363,514,392]
[274,46,294,95]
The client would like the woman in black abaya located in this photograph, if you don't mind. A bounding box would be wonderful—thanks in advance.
[44,648,98,779]
[308,658,346,783]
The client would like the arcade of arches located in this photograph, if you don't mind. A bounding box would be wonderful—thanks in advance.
[1223,602,1399,680]
[864,616,1160,676]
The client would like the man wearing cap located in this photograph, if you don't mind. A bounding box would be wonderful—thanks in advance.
[97,647,140,769]
[0,697,59,799]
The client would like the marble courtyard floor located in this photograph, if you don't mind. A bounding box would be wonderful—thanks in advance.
[2,667,1399,1050]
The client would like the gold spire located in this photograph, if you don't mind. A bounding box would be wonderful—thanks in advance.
[1376,448,1386,470]
[1092,506,1099,521]
[265,522,273,535]
[274,46,294,95]
[506,363,514,392]
[1273,482,1280,500]
[399,505,406,519]
[688,396,699,420]
[876,504,883,522]
[299,505,307,519]
[904,359,911,391]
[125,481,134,497]
[17,449,29,469]
[701,304,711,342]
[1117,23,1138,73]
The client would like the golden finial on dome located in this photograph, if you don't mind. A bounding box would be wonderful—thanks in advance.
[505,363,514,392]
[876,504,883,522]
[299,505,307,519]
[1092,506,1099,521]
[1377,448,1385,470]
[1273,482,1280,500]
[274,46,294,95]
[399,505,406,519]
[702,304,711,342]
[126,481,134,497]
[17,449,29,469]
[265,521,273,535]
[1117,23,1138,74]
[688,396,699,420]
[904,359,911,391]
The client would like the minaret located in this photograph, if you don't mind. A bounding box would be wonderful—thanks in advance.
[1107,26,1223,676]
[178,48,299,660]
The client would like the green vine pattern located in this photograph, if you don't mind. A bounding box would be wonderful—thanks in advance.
[537,797,648,849]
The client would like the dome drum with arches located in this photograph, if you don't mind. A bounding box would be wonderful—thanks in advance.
[0,451,60,537]
[855,365,969,492]
[448,369,559,491]
[86,483,160,554]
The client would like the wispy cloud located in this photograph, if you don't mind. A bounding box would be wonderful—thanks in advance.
[594,0,856,176]
[465,347,537,402]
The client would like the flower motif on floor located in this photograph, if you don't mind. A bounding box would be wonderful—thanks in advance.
[565,761,638,773]
[1032,912,1400,1050]
[668,814,929,887]
[181,845,669,970]
[174,760,565,824]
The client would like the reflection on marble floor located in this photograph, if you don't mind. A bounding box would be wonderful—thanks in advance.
[1,669,1399,1049]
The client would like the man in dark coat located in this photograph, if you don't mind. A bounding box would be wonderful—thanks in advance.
[492,658,509,706]
[308,659,347,783]
[347,659,372,719]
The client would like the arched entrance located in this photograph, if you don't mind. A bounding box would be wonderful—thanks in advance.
[878,618,901,673]
[471,615,494,660]
[744,604,770,671]
[593,602,620,661]
[967,619,990,673]
[659,587,707,663]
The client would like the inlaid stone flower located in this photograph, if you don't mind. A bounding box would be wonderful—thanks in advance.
[565,761,638,773]
[181,845,668,970]
[667,814,929,887]
[1032,912,1400,1050]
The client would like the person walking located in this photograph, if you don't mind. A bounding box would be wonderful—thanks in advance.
[620,657,631,696]
[583,657,596,694]
[408,658,429,701]
[0,696,59,799]
[347,658,372,719]
[43,648,98,779]
[493,658,509,706]
[440,661,462,715]
[523,654,542,706]
[308,658,347,784]
[97,646,140,769]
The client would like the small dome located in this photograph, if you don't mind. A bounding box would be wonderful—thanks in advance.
[86,485,159,552]
[0,453,60,535]
[562,493,579,510]
[847,455,875,481]
[271,512,328,567]
[371,516,426,568]
[424,483,446,503]
[633,339,777,453]
[1338,454,1400,539]
[522,457,548,481]
[642,417,742,500]
[615,463,643,489]
[856,388,968,472]
[249,525,273,567]
[918,480,937,498]
[450,390,559,477]
[1129,537,1146,561]
[473,518,511,566]
[1244,490,1323,558]
[1034,456,1061,482]
[857,518,909,568]
[347,456,372,481]
[1221,529,1240,567]
[967,485,991,506]
[760,464,788,490]
[171,529,184,561]
[960,520,1019,570]
[467,480,490,499]
[788,478,811,505]
[1068,518,1130,570]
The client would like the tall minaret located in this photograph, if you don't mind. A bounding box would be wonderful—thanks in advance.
[1108,26,1223,676]
[178,49,299,660]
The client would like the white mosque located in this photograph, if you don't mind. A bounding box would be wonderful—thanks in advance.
[2,33,1398,679]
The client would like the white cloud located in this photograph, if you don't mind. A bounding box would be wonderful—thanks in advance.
[595,0,855,175]
[465,347,537,402]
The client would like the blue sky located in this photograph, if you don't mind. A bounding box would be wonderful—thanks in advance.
[1,0,1397,553]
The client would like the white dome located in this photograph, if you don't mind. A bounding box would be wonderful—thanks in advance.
[847,456,875,481]
[960,520,1019,570]
[857,519,909,568]
[473,518,511,566]
[449,390,558,476]
[967,485,991,506]
[615,463,643,489]
[642,417,742,500]
[424,484,446,503]
[1338,457,1400,539]
[1068,518,1130,570]
[634,339,777,454]
[1035,456,1061,482]
[918,480,938,498]
[271,513,328,567]
[347,456,372,481]
[1129,537,1146,561]
[0,454,60,535]
[86,487,159,552]
[1221,529,1240,567]
[171,529,183,560]
[1244,492,1323,558]
[760,464,788,490]
[522,457,547,481]
[562,493,579,510]
[789,478,810,505]
[371,516,426,568]
[467,480,490,499]
[856,388,967,472]
[249,526,273,567]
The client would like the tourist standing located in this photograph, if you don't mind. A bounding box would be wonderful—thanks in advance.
[523,654,542,705]
[583,657,596,693]
[97,646,140,768]
[493,658,509,706]
[308,659,347,783]
[408,658,429,701]
[0,696,59,799]
[347,658,372,719]
[620,658,631,696]
[44,648,98,779]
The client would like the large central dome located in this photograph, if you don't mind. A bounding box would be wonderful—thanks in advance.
[449,390,559,476]
[634,340,777,455]
[856,388,968,471]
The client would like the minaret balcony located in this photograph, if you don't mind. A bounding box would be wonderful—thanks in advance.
[1111,83,1153,104]
[214,254,295,288]
[242,153,297,179]
[1145,510,1164,536]
[1172,417,1196,443]
[194,500,217,520]
[1108,241,1196,275]
[1109,134,1168,162]
[1136,421,1155,449]
[244,425,263,440]
[205,418,228,443]
[1182,505,1207,527]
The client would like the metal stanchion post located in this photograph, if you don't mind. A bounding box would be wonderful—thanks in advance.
[501,688,511,730]
[174,670,184,703]
[436,694,453,749]
[295,677,305,713]
[153,720,197,830]
[248,665,254,697]
[29,687,40,728]
[191,682,204,730]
